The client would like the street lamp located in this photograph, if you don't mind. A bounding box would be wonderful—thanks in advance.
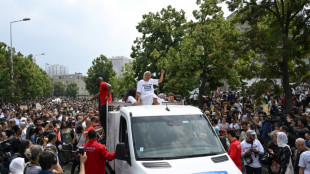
[33,53,45,63]
[10,18,31,81]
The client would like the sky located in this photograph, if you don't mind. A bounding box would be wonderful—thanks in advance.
[0,0,230,75]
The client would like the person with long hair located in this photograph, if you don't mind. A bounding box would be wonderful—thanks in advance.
[71,125,86,174]
[24,145,43,174]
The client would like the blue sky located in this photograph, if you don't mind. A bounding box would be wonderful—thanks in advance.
[0,0,229,75]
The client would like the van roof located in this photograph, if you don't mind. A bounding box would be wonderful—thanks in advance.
[120,105,203,117]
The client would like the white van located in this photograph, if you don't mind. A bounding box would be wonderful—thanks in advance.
[106,104,241,174]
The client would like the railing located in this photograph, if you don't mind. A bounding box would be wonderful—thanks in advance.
[106,101,184,112]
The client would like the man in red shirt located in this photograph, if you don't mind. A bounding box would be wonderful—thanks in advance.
[88,77,112,141]
[83,130,115,174]
[227,129,242,170]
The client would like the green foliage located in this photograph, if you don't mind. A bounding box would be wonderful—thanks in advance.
[131,5,187,88]
[66,83,78,98]
[84,55,116,95]
[226,0,310,112]
[249,79,274,106]
[0,42,51,101]
[159,0,242,107]
[132,2,244,107]
[53,82,66,97]
[110,62,137,99]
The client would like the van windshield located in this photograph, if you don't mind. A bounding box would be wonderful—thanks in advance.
[131,115,225,160]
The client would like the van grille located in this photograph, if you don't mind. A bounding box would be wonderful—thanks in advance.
[211,155,229,163]
[142,162,172,168]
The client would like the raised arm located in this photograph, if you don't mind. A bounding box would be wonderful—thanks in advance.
[158,69,165,84]
[81,114,91,124]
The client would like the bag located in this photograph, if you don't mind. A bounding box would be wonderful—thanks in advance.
[259,151,270,164]
[244,154,253,165]
[73,134,82,151]
[271,160,280,174]
[244,142,254,165]
[285,157,294,174]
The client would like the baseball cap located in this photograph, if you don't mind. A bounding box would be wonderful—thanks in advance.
[219,129,227,135]
[246,130,256,136]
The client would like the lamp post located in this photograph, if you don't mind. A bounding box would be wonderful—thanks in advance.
[33,53,45,64]
[10,18,31,81]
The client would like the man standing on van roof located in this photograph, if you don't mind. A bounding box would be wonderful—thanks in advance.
[136,69,165,105]
[88,77,112,140]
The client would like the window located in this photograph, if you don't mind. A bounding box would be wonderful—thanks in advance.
[59,77,61,79]
[131,115,225,159]
[119,116,130,158]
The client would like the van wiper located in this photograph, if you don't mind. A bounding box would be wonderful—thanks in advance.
[179,152,222,158]
[138,153,224,160]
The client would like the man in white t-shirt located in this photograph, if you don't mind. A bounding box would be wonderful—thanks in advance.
[136,69,165,105]
[299,150,310,174]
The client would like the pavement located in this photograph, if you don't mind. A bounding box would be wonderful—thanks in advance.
[63,162,74,174]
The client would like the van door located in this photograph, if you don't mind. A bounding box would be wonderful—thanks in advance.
[115,116,131,174]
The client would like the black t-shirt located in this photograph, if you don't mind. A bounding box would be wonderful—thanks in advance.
[287,134,296,148]
[267,141,279,155]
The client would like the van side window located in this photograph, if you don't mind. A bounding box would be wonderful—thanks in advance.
[119,116,129,158]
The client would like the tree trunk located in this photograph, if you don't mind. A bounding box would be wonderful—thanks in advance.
[282,35,292,113]
[198,71,207,109]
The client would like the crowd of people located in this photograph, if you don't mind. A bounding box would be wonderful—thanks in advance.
[0,97,109,174]
[205,85,310,174]
[1,68,310,174]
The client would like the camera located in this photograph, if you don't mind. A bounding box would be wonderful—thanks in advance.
[0,137,16,168]
[77,147,85,155]
[62,143,73,151]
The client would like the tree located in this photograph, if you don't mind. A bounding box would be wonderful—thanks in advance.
[158,0,242,108]
[226,0,310,112]
[66,83,78,98]
[84,55,116,95]
[131,5,187,91]
[0,42,51,101]
[110,62,137,99]
[53,82,66,97]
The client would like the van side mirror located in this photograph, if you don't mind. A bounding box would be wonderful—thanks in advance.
[115,142,131,165]
[115,142,126,160]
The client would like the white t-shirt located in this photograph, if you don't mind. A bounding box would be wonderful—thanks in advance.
[239,114,247,122]
[299,151,310,174]
[229,123,240,130]
[193,94,198,100]
[137,79,158,97]
[126,96,137,104]
[21,127,27,140]
[14,118,20,127]
[137,79,159,105]
[241,139,264,168]
[234,102,242,112]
